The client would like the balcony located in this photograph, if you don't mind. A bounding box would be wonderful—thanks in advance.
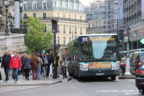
[39,17,87,23]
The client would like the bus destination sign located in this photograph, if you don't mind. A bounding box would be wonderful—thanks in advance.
[89,37,115,41]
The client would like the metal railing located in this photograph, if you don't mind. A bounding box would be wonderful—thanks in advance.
[39,17,87,23]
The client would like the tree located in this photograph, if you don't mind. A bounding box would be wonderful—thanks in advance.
[25,16,53,53]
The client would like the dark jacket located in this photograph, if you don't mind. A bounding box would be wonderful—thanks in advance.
[1,54,11,68]
[42,56,51,66]
[22,57,32,69]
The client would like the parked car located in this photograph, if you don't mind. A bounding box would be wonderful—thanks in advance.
[135,65,144,94]
[130,52,144,75]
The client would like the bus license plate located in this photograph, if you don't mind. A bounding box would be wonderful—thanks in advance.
[96,73,104,76]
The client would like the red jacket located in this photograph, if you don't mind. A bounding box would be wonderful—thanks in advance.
[9,55,22,69]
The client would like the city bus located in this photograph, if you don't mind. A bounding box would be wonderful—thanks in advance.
[67,34,120,80]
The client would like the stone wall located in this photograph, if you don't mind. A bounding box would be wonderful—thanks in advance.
[0,34,27,57]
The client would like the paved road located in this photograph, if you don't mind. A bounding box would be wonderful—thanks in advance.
[0,78,142,96]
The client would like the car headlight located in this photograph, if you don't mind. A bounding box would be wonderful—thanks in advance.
[80,62,88,71]
[112,61,120,70]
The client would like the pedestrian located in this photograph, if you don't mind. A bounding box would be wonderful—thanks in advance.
[42,53,51,78]
[22,53,32,80]
[50,53,54,76]
[31,53,39,80]
[40,53,44,76]
[9,50,22,83]
[45,53,51,77]
[37,53,43,80]
[0,58,2,82]
[1,50,11,81]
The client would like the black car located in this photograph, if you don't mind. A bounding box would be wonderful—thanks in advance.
[135,65,144,94]
[130,52,144,75]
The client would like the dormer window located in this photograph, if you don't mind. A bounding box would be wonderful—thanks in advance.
[43,2,47,10]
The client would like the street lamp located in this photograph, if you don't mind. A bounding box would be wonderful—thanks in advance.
[20,0,23,33]
[123,18,131,76]
[4,0,9,36]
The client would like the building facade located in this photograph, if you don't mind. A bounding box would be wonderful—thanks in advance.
[0,0,27,57]
[23,0,87,46]
[123,0,144,49]
[86,0,120,34]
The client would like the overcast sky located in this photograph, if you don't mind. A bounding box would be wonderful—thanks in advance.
[80,0,93,6]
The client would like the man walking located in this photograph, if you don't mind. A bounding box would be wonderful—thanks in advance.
[1,50,11,81]
[45,53,51,77]
[9,50,22,83]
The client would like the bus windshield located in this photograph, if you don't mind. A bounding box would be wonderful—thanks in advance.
[80,35,118,61]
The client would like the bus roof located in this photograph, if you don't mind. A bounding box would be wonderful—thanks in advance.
[79,33,117,37]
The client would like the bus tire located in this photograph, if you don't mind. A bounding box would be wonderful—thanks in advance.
[111,76,116,81]
[69,72,73,77]
[78,77,82,81]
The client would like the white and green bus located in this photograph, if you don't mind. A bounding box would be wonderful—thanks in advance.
[67,34,120,80]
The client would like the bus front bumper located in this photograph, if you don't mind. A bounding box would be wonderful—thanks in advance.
[78,69,120,77]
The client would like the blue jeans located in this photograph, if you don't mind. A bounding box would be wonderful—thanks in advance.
[4,67,9,81]
[12,68,19,81]
[38,66,41,80]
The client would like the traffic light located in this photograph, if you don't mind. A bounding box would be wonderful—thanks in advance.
[52,19,57,33]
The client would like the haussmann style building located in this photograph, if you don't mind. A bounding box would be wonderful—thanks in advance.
[23,0,87,51]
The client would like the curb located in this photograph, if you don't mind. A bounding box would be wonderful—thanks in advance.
[119,76,135,79]
[0,80,62,86]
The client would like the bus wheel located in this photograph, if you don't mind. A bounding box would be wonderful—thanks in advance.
[78,77,82,81]
[111,76,116,81]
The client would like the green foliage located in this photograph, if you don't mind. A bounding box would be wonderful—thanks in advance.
[25,17,53,53]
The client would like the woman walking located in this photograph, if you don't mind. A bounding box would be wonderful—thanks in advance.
[22,53,32,80]
[31,53,39,80]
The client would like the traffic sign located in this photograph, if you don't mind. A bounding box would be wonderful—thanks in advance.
[140,39,144,44]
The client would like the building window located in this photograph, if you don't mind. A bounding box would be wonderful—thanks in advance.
[58,36,60,44]
[27,3,32,10]
[69,25,71,33]
[24,4,27,10]
[43,13,46,19]
[80,16,82,21]
[47,2,52,9]
[80,26,82,34]
[69,14,71,19]
[75,26,77,34]
[63,37,66,45]
[63,14,65,18]
[69,37,71,42]
[24,13,27,17]
[57,24,59,32]
[63,25,65,33]
[74,15,77,20]
[43,2,47,10]
[33,3,37,10]
[37,2,42,10]
[57,13,60,18]
[33,13,36,18]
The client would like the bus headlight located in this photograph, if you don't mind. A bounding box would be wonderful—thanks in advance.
[112,62,120,70]
[80,62,88,71]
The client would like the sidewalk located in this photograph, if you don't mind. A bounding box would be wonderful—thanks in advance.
[0,75,63,86]
[119,75,135,79]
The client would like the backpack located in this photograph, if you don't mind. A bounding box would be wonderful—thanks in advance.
[43,57,48,65]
